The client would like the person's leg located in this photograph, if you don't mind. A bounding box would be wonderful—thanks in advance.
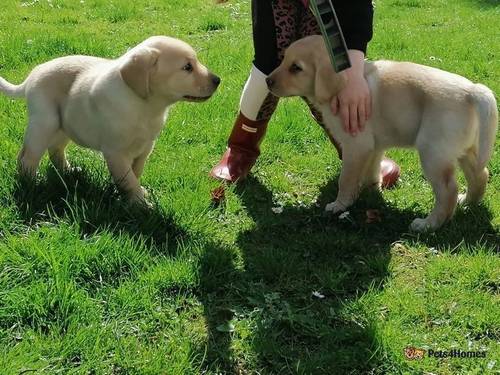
[211,0,301,182]
[302,96,343,158]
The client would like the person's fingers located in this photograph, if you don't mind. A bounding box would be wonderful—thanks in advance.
[358,103,366,132]
[349,104,358,136]
[331,96,339,115]
[340,102,350,133]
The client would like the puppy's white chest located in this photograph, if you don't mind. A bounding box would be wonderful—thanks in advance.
[143,108,169,139]
[321,108,348,143]
[119,108,168,156]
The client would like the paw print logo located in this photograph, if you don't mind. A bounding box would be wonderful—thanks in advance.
[404,346,425,360]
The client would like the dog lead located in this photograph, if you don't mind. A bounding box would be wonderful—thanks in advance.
[308,0,352,72]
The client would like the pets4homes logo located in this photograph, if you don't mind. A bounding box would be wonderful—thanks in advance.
[404,346,487,360]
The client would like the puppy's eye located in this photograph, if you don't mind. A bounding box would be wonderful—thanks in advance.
[289,63,303,74]
[183,62,193,72]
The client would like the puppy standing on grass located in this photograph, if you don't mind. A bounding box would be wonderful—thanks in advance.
[267,35,497,232]
[0,36,220,206]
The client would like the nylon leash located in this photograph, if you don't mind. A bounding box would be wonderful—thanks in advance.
[307,0,352,72]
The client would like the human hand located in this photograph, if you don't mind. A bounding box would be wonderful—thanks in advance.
[330,50,371,136]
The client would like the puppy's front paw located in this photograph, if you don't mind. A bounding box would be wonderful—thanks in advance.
[140,186,150,199]
[410,218,433,233]
[457,193,468,206]
[128,197,153,210]
[127,187,153,210]
[70,166,82,174]
[325,201,346,214]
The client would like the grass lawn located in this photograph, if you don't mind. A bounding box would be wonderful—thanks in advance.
[0,0,499,373]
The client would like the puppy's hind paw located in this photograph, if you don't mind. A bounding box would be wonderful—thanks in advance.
[410,218,434,233]
[325,201,346,214]
[457,193,471,206]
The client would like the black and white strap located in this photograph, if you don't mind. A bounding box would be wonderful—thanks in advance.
[309,0,351,73]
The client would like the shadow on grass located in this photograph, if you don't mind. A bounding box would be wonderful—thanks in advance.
[315,172,499,252]
[199,176,397,373]
[465,0,499,9]
[10,166,498,373]
[198,175,498,373]
[12,167,187,255]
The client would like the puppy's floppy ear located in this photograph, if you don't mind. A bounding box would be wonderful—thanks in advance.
[120,47,160,99]
[314,57,345,105]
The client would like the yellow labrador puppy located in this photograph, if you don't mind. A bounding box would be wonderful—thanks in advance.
[0,36,220,205]
[267,35,497,232]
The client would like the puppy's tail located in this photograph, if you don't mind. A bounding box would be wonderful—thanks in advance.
[0,76,26,98]
[472,84,498,170]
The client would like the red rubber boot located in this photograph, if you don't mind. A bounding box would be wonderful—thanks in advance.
[210,112,269,182]
[380,157,401,188]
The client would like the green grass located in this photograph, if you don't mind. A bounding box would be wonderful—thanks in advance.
[0,0,499,373]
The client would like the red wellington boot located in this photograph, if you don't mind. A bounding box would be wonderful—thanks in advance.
[210,112,269,182]
[380,157,401,188]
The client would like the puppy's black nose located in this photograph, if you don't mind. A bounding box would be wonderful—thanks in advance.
[212,75,221,86]
[266,77,274,89]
